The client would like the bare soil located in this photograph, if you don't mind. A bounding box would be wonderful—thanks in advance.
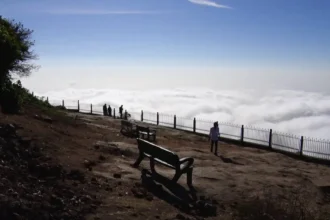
[1,105,330,220]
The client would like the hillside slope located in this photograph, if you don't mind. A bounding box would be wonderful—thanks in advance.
[1,105,330,220]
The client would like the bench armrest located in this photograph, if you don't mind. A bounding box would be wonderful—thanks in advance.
[179,157,194,164]
[178,157,194,171]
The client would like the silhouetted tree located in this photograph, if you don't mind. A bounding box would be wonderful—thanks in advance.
[0,15,38,87]
[0,16,39,113]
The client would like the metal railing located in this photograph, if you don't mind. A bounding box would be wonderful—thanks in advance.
[46,98,330,162]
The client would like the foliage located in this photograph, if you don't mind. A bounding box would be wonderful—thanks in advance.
[0,16,40,113]
[0,80,24,113]
[0,79,50,114]
[0,16,38,85]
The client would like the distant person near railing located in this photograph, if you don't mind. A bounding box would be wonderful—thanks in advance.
[209,121,220,156]
[103,104,108,116]
[108,105,112,117]
[119,105,123,118]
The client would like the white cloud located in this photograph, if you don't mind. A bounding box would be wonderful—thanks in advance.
[188,0,231,9]
[37,88,330,141]
[45,9,165,15]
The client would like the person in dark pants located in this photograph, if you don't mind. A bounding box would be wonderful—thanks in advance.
[103,104,107,116]
[119,105,123,119]
[108,105,112,117]
[209,121,220,155]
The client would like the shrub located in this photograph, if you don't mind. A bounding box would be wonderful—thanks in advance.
[0,80,25,113]
[0,80,52,114]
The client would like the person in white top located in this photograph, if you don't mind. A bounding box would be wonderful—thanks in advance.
[209,121,220,155]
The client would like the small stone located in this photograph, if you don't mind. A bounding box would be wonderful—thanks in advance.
[105,187,112,192]
[146,194,153,201]
[176,213,186,220]
[212,199,218,204]
[84,160,96,168]
[113,173,121,179]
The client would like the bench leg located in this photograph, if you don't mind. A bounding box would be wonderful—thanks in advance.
[187,167,193,186]
[172,171,182,183]
[150,158,156,174]
[133,153,144,167]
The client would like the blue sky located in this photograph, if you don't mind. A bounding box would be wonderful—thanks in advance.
[1,0,330,92]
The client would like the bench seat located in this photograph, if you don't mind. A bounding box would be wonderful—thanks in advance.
[133,138,194,186]
[120,120,137,137]
[136,125,157,142]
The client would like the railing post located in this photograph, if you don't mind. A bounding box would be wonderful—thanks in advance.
[62,100,64,107]
[90,104,92,114]
[193,118,196,133]
[157,112,159,125]
[77,100,80,112]
[114,108,116,118]
[241,125,244,144]
[141,110,144,122]
[174,115,176,129]
[269,129,273,149]
[300,136,304,156]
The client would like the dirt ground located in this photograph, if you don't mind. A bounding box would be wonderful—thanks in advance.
[1,105,330,220]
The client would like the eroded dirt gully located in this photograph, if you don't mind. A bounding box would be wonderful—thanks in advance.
[1,106,330,220]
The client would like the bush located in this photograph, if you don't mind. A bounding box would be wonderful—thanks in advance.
[0,80,52,114]
[0,80,25,113]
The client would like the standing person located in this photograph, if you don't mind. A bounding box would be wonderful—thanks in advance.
[119,105,123,119]
[108,105,112,117]
[103,104,107,116]
[209,122,220,156]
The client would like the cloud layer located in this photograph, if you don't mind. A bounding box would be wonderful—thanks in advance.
[188,0,231,9]
[38,88,330,140]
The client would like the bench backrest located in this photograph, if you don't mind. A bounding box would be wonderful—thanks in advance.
[137,138,179,167]
[121,120,132,127]
[136,125,149,133]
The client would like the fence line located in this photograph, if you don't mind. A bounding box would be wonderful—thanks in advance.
[46,98,330,162]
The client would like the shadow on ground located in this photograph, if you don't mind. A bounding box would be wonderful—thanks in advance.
[138,169,217,217]
[141,169,196,212]
[218,155,244,165]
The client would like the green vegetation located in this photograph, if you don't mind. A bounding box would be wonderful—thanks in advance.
[0,16,42,113]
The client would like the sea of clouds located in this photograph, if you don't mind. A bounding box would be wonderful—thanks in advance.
[36,88,330,140]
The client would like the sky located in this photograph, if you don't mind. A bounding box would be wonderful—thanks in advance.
[1,0,330,92]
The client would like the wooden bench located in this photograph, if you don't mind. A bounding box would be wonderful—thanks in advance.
[120,120,137,136]
[133,138,194,186]
[136,125,157,142]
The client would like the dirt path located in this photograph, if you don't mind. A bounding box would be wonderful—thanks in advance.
[2,108,330,220]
